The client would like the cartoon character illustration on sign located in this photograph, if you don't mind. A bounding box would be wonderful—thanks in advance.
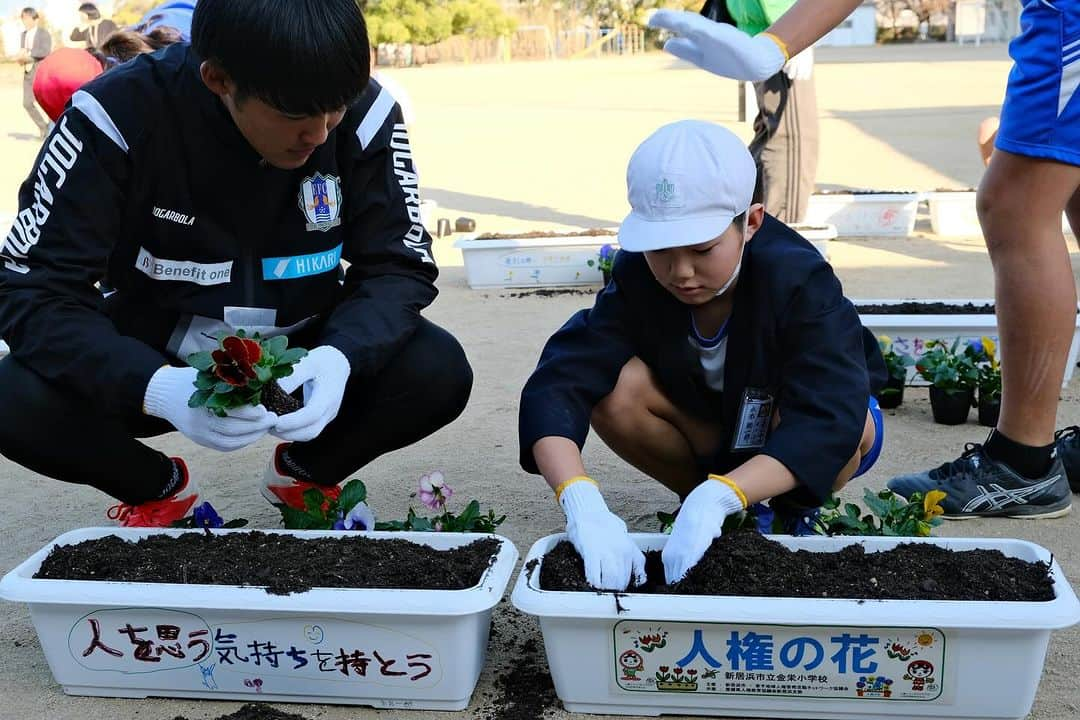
[904,660,935,691]
[619,650,644,680]
[243,677,264,693]
[198,663,217,690]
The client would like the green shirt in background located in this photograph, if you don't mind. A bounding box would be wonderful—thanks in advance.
[725,0,797,35]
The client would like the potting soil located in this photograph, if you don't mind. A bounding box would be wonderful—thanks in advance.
[34,532,501,595]
[856,301,996,315]
[475,229,617,240]
[539,531,1054,601]
[173,703,308,720]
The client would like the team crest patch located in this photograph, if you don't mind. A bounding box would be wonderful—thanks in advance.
[298,173,343,232]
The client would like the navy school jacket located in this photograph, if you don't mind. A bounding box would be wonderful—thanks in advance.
[518,215,887,503]
[0,43,436,415]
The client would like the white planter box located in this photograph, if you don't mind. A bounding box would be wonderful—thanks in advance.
[454,233,617,289]
[805,193,921,237]
[855,298,1080,387]
[926,191,1073,237]
[0,528,518,710]
[792,224,837,261]
[512,533,1079,720]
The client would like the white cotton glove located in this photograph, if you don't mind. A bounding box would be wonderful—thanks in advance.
[560,480,647,591]
[271,345,351,442]
[662,477,747,584]
[649,9,788,82]
[783,47,814,81]
[143,366,277,452]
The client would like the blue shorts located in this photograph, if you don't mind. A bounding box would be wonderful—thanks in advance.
[852,395,883,479]
[997,0,1080,166]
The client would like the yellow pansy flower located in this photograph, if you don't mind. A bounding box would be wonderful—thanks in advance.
[923,490,947,519]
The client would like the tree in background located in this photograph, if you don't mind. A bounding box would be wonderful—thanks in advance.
[366,0,515,45]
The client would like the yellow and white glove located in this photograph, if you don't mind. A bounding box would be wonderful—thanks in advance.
[649,10,789,82]
[558,477,647,591]
[662,475,747,584]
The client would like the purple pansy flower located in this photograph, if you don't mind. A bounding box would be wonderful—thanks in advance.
[749,502,775,535]
[599,244,615,261]
[418,471,452,511]
[332,501,375,531]
[192,502,224,529]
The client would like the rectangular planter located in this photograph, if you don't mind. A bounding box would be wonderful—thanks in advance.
[454,233,614,289]
[512,533,1079,720]
[0,528,518,710]
[856,298,1080,387]
[805,193,921,237]
[454,224,836,289]
[926,191,1073,237]
[794,224,837,261]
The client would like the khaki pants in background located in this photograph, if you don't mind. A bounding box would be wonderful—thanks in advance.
[750,72,819,225]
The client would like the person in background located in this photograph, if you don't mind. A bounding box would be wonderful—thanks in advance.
[34,1,195,124]
[698,0,816,224]
[15,6,51,139]
[70,3,118,51]
[650,0,1078,516]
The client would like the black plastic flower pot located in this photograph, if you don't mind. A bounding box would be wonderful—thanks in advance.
[876,375,905,409]
[978,392,1001,428]
[929,387,974,425]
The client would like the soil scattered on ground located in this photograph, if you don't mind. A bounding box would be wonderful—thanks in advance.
[477,634,558,720]
[540,531,1054,601]
[35,532,501,596]
[173,703,308,720]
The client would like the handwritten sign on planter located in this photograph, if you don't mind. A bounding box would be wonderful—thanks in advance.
[613,622,947,703]
[68,609,441,694]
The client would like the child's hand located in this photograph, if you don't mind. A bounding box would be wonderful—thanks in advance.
[649,10,788,82]
[560,480,646,590]
[662,477,747,583]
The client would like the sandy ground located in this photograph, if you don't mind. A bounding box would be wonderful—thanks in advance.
[1,44,1079,719]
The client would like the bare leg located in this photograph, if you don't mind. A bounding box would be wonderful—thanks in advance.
[977,116,999,168]
[833,410,877,491]
[591,358,722,498]
[978,150,1080,446]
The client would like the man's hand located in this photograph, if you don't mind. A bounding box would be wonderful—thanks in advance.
[143,366,276,451]
[649,10,788,82]
[560,479,647,591]
[272,345,351,442]
[662,476,747,584]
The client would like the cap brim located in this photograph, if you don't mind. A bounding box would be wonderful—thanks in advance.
[617,210,735,252]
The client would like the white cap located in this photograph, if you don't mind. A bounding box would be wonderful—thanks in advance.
[618,120,755,252]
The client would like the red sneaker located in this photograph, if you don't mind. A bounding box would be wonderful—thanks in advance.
[260,443,341,511]
[107,458,201,527]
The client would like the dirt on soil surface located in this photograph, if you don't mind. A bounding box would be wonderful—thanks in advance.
[34,532,501,596]
[857,301,995,315]
[474,229,617,240]
[539,531,1055,601]
[173,703,308,720]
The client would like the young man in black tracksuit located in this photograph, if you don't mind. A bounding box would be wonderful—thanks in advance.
[0,0,472,526]
[519,121,886,590]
